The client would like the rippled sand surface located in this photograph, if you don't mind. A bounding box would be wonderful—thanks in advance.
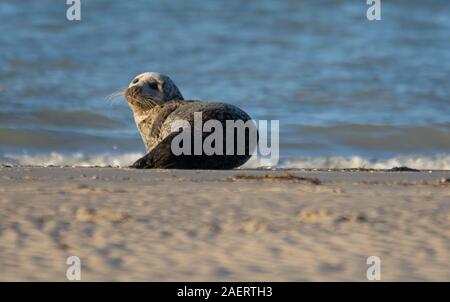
[0,167,449,281]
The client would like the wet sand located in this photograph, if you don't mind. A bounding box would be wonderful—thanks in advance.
[0,167,449,281]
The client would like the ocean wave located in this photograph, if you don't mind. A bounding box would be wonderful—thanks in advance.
[278,155,450,170]
[0,152,144,167]
[1,152,450,170]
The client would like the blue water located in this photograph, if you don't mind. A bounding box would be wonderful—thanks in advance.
[1,0,449,168]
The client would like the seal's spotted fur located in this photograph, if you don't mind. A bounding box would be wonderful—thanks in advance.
[125,72,255,169]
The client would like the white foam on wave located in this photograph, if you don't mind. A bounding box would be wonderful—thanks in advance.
[278,155,450,170]
[1,152,144,167]
[1,152,450,170]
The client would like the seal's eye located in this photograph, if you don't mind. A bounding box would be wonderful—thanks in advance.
[132,78,139,84]
[148,82,159,90]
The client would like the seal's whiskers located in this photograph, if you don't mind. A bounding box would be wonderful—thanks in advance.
[105,88,126,104]
[125,94,159,110]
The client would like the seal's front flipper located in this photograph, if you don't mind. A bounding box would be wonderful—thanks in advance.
[130,131,182,169]
[130,155,150,169]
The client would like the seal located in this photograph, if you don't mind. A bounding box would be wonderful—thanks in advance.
[124,72,256,169]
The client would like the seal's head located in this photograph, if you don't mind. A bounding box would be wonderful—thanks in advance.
[125,72,184,111]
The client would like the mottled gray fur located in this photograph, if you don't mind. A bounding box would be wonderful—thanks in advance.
[125,72,254,169]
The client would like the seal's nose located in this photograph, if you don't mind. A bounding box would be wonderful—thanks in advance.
[129,86,142,94]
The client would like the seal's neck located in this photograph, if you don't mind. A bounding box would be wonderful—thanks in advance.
[133,108,156,124]
[130,106,163,152]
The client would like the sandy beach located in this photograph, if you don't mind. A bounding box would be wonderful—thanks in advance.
[0,166,448,281]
